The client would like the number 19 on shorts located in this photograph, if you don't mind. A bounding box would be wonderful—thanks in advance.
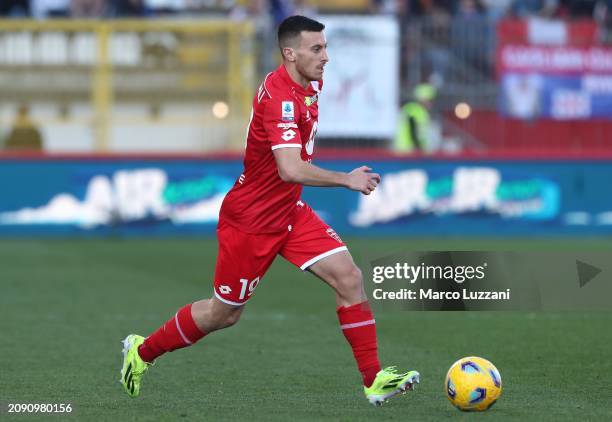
[239,277,260,300]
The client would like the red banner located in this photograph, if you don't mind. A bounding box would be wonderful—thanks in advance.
[497,18,599,46]
[499,45,612,74]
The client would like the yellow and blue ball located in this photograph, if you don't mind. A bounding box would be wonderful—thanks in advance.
[445,356,502,411]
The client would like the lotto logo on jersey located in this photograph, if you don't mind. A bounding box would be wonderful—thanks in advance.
[281,129,296,141]
[281,101,294,121]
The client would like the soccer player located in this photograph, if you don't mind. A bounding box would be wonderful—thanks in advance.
[120,15,419,406]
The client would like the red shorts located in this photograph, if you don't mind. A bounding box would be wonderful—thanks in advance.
[214,202,347,306]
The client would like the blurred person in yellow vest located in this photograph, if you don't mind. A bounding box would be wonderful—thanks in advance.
[4,104,44,151]
[395,83,437,153]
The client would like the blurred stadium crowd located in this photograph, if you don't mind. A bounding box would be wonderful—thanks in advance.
[1,0,611,21]
[401,0,612,20]
[1,0,611,153]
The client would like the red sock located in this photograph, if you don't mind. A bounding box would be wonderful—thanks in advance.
[337,301,381,387]
[138,303,206,363]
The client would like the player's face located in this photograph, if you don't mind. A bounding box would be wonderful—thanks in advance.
[295,31,328,81]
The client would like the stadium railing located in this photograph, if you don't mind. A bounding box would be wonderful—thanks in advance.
[0,19,255,151]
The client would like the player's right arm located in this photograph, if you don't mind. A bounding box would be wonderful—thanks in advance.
[262,96,381,195]
[273,147,381,195]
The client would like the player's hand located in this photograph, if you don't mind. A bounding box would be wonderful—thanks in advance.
[346,166,381,195]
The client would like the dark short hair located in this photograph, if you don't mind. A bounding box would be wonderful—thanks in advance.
[278,15,325,50]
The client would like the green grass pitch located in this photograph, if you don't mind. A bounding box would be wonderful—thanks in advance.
[1,238,611,421]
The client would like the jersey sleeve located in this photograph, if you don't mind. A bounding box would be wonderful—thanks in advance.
[263,97,303,151]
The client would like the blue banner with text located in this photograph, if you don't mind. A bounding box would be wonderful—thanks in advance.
[0,157,610,236]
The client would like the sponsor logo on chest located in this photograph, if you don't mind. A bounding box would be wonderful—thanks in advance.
[304,93,319,107]
[277,122,298,129]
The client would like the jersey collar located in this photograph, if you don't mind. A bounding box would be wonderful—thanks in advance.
[279,64,317,95]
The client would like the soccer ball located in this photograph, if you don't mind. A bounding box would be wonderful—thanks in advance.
[445,356,502,411]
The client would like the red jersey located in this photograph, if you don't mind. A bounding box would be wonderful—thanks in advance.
[219,64,322,233]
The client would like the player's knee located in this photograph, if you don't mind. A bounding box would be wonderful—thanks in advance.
[209,308,241,330]
[202,303,243,331]
[221,309,242,328]
[336,265,363,296]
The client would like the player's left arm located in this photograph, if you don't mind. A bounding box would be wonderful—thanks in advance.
[273,148,381,195]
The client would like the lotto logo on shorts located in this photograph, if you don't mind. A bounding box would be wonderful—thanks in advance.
[326,228,342,243]
[219,285,232,294]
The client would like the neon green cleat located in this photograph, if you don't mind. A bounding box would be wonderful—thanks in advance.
[364,366,420,406]
[119,334,151,398]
